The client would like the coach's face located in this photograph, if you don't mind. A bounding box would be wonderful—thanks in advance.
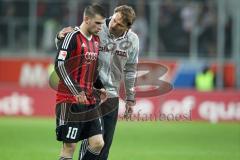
[86,14,104,35]
[109,12,128,37]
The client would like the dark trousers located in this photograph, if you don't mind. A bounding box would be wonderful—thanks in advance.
[79,97,119,160]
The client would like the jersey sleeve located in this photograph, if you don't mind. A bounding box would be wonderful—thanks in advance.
[55,26,80,50]
[93,59,104,89]
[54,31,82,96]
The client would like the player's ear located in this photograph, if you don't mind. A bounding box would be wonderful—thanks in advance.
[84,16,90,24]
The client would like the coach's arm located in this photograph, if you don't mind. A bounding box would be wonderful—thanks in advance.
[123,33,139,116]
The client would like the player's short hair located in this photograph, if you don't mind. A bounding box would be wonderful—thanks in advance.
[84,4,105,18]
[114,5,136,28]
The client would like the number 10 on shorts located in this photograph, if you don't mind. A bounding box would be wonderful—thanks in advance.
[66,127,78,139]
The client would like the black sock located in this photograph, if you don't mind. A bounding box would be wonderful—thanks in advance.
[59,157,72,160]
[81,146,100,160]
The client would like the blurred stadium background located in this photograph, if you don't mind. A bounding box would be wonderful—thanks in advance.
[0,0,239,160]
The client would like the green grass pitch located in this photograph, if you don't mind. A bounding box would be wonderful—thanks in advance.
[0,117,239,160]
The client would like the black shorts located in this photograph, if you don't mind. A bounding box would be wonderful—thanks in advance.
[55,103,104,143]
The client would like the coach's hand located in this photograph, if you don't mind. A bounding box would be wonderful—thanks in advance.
[76,91,87,104]
[58,26,74,39]
[124,101,135,119]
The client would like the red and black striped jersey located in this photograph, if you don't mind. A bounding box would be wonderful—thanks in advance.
[55,30,101,105]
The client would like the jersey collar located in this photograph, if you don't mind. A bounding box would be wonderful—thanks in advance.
[77,27,92,41]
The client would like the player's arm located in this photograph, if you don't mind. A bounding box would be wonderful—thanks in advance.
[93,60,108,102]
[94,76,105,89]
[93,59,105,89]
[124,34,139,103]
[54,31,84,98]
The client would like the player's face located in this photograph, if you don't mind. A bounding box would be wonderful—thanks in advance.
[87,14,104,35]
[109,12,129,37]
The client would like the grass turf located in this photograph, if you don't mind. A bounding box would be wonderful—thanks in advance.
[0,117,239,160]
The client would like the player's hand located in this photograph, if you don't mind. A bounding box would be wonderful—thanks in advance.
[58,26,74,39]
[76,91,87,104]
[99,88,108,102]
[124,101,135,119]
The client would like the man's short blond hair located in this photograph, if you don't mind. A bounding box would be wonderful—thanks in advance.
[114,5,136,28]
